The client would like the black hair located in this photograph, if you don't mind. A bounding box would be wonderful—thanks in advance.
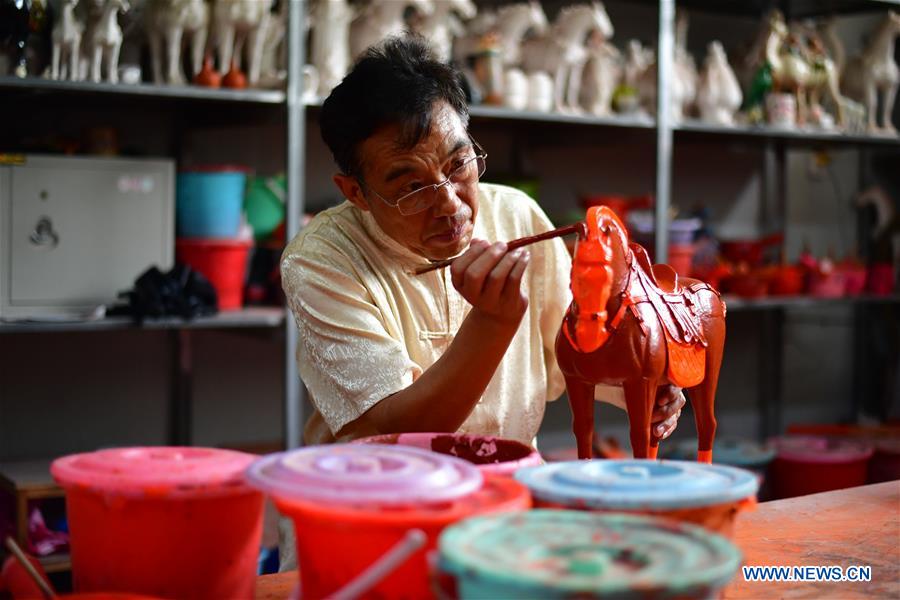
[319,34,469,177]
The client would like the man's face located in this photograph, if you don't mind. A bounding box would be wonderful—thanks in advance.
[335,101,479,261]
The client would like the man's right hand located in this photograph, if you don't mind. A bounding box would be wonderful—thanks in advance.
[449,239,530,324]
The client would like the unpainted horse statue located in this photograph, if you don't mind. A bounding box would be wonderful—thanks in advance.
[50,0,84,80]
[696,41,742,126]
[309,0,355,97]
[556,206,727,462]
[84,0,130,83]
[350,0,433,60]
[1,0,32,77]
[521,2,613,114]
[145,0,209,85]
[414,0,476,63]
[842,11,900,135]
[213,0,274,86]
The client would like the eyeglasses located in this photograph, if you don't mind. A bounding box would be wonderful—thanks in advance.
[359,138,488,216]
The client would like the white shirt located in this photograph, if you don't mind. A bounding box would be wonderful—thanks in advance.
[281,183,572,445]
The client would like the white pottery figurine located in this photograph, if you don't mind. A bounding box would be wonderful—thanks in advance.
[84,0,130,82]
[521,2,614,114]
[50,0,84,80]
[451,7,496,65]
[350,0,434,60]
[145,0,209,85]
[580,28,621,116]
[674,10,699,118]
[495,1,548,68]
[415,0,476,63]
[309,0,355,97]
[842,11,900,135]
[635,12,696,123]
[213,0,274,86]
[696,41,742,126]
[258,0,288,87]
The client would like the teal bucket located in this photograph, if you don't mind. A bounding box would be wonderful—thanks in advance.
[176,167,247,238]
[438,509,742,599]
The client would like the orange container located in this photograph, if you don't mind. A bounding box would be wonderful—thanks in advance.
[51,447,263,599]
[246,444,531,599]
[515,459,759,539]
[176,238,252,310]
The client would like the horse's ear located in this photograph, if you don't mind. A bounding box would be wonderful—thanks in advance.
[598,205,626,231]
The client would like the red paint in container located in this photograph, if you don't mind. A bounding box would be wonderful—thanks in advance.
[176,238,252,310]
[354,433,543,477]
[51,447,263,599]
[770,435,873,499]
[245,444,531,599]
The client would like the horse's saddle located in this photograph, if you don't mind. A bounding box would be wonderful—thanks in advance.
[630,244,711,388]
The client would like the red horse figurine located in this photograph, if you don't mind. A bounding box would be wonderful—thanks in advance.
[556,206,727,463]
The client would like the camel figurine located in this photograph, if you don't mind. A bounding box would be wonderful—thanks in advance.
[49,0,84,80]
[556,206,726,462]
[696,41,742,126]
[258,0,288,87]
[520,2,614,114]
[84,0,130,83]
[145,0,209,85]
[763,11,812,125]
[634,10,697,123]
[414,0,476,64]
[349,0,434,61]
[1,0,32,77]
[308,0,355,97]
[842,11,900,135]
[213,0,274,86]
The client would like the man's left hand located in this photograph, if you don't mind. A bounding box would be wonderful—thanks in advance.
[652,385,686,441]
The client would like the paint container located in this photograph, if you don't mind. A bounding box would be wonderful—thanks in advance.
[245,444,531,599]
[665,437,776,500]
[354,433,543,478]
[515,459,758,538]
[51,447,263,599]
[770,435,873,499]
[437,509,742,600]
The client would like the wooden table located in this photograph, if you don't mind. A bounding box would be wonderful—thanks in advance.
[255,481,900,599]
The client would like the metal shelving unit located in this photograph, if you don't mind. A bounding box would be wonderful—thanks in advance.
[0,75,286,103]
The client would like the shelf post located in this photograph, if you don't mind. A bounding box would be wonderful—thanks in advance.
[655,0,675,263]
[285,0,308,449]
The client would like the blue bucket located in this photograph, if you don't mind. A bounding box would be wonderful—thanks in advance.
[176,167,247,238]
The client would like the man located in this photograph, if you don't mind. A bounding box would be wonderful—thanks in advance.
[281,34,685,448]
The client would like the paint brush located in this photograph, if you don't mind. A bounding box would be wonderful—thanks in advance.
[413,222,586,276]
[3,537,57,599]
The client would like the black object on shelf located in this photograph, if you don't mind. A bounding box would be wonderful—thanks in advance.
[108,265,218,324]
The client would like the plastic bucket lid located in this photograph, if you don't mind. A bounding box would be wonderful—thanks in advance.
[51,446,258,498]
[667,438,776,469]
[515,459,758,511]
[353,433,542,477]
[773,435,874,464]
[245,444,483,506]
[438,509,742,597]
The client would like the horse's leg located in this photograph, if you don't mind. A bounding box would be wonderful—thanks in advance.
[689,315,725,464]
[247,17,268,85]
[68,36,80,81]
[881,82,897,134]
[108,39,121,84]
[190,24,208,79]
[51,41,61,80]
[553,63,568,113]
[866,81,878,132]
[91,42,103,83]
[166,26,185,84]
[565,375,595,460]
[567,61,586,113]
[623,378,655,459]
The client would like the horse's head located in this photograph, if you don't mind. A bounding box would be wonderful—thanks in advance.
[447,0,476,21]
[566,206,629,353]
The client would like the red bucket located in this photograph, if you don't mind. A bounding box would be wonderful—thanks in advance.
[176,238,252,310]
[770,435,873,499]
